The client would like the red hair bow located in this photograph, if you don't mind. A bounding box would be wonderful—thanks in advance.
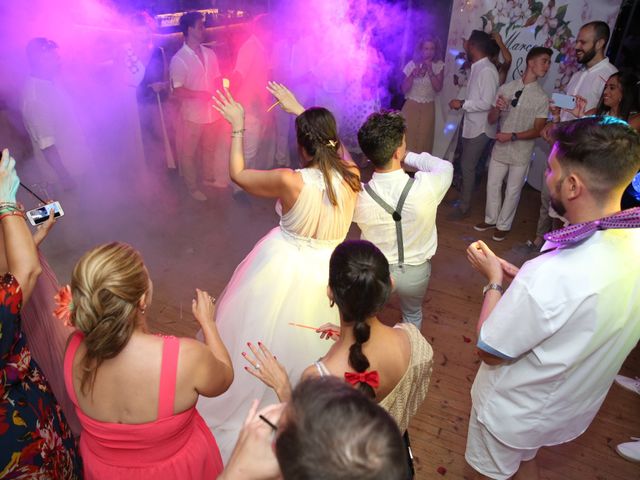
[344,370,380,389]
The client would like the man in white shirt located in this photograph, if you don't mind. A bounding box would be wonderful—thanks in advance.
[21,38,76,190]
[464,117,640,480]
[170,12,222,201]
[449,30,499,218]
[354,112,453,330]
[474,47,551,241]
[532,22,618,250]
[560,21,617,122]
[225,15,272,198]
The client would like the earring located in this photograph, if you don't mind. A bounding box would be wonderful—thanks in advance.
[140,304,147,315]
[329,300,335,308]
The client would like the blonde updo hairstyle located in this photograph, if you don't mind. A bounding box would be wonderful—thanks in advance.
[70,242,149,394]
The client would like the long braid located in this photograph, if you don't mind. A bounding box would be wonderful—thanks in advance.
[329,241,392,399]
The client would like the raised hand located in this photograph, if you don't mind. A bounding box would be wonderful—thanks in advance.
[221,400,283,480]
[266,81,305,116]
[192,288,216,328]
[242,341,292,401]
[0,149,20,204]
[567,95,587,118]
[466,240,504,284]
[212,88,245,130]
[33,203,57,246]
[316,322,340,341]
[495,95,508,111]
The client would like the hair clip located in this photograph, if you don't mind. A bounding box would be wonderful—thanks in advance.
[326,139,337,148]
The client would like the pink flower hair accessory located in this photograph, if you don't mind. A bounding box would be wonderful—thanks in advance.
[53,285,74,327]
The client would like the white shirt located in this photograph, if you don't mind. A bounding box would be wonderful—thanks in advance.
[170,43,221,124]
[403,60,445,103]
[492,78,549,166]
[353,152,453,265]
[473,229,640,449]
[461,57,499,139]
[22,76,60,150]
[561,57,617,121]
[234,35,269,115]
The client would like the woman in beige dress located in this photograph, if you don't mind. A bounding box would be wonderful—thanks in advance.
[401,36,444,155]
[243,240,433,439]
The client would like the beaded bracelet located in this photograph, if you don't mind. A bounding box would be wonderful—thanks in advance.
[232,128,245,134]
[0,211,25,222]
[0,202,20,211]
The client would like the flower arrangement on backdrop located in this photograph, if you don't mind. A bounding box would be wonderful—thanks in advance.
[481,0,579,91]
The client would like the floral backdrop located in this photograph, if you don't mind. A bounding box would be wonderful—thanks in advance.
[433,0,622,161]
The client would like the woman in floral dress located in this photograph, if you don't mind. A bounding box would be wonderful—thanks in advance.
[0,149,81,478]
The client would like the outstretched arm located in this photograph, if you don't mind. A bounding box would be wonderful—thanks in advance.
[0,150,41,303]
[267,81,305,116]
[212,88,303,201]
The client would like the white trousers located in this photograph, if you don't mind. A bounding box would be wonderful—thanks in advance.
[484,159,529,231]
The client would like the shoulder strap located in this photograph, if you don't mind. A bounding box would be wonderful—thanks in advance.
[314,360,331,377]
[63,331,84,407]
[364,177,416,264]
[158,336,180,419]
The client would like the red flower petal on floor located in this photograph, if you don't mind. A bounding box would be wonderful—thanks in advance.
[437,466,447,475]
[462,335,471,343]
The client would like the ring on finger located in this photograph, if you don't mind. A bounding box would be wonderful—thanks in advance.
[255,363,261,370]
[209,295,216,303]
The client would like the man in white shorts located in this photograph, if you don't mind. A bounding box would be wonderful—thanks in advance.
[465,116,640,479]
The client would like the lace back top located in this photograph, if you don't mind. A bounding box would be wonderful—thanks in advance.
[314,323,433,433]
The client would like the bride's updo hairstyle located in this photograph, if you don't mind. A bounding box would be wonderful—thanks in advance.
[70,242,149,394]
[329,240,392,398]
[295,107,360,206]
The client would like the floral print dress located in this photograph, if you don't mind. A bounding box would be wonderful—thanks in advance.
[0,273,81,479]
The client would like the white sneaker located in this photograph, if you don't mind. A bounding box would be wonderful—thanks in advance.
[616,438,640,462]
[190,190,207,201]
[614,375,640,396]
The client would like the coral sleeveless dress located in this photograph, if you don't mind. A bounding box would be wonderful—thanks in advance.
[64,333,224,479]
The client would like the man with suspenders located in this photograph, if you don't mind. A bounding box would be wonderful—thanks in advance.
[354,111,453,330]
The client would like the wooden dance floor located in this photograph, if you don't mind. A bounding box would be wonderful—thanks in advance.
[37,163,640,480]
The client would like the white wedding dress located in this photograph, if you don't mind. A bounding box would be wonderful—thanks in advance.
[197,167,357,461]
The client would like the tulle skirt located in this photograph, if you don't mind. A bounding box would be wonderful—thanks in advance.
[197,227,341,461]
[21,252,81,435]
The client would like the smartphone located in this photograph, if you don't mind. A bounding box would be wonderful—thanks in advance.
[552,93,577,110]
[26,201,64,226]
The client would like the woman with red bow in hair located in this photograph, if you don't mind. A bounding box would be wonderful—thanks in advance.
[243,240,433,476]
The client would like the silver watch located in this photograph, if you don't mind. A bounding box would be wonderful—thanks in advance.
[482,283,504,296]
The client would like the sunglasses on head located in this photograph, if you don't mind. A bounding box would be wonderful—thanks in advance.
[511,90,523,108]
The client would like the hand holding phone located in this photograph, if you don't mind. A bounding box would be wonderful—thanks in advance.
[26,201,64,226]
[551,93,577,110]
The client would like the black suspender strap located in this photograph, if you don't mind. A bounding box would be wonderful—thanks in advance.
[364,177,415,265]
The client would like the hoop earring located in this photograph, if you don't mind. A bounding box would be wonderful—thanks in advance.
[329,300,335,308]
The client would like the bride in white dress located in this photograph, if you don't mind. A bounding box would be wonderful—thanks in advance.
[198,83,361,460]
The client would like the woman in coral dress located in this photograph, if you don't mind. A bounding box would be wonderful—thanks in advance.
[197,84,361,461]
[63,242,232,478]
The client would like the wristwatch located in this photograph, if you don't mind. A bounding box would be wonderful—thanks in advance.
[511,132,518,142]
[482,283,504,296]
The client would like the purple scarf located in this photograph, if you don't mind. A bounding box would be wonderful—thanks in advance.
[544,207,640,245]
